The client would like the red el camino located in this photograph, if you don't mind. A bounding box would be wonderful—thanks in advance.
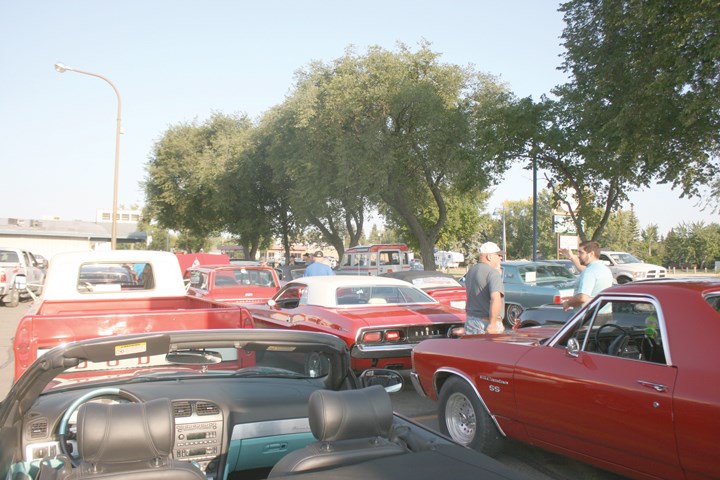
[185,264,281,304]
[411,277,720,480]
[247,275,466,372]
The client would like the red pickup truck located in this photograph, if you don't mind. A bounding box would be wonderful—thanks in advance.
[13,250,254,381]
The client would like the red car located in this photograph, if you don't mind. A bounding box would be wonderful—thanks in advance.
[247,275,466,371]
[185,264,281,304]
[411,278,720,480]
[381,270,466,310]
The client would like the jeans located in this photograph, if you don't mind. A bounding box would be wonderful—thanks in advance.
[465,315,489,335]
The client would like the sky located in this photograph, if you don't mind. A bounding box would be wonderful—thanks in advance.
[1,1,716,236]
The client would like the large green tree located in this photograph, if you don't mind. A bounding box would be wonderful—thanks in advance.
[534,0,720,241]
[291,43,524,269]
[144,113,253,241]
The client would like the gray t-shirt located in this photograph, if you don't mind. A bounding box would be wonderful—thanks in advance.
[465,262,504,318]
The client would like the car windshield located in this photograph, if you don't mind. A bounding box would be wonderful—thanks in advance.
[609,253,642,264]
[0,250,20,262]
[517,264,575,283]
[214,268,277,288]
[42,345,331,394]
[336,285,435,305]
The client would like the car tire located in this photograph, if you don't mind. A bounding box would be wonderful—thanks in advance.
[3,288,19,307]
[617,276,632,284]
[505,304,523,327]
[438,377,503,456]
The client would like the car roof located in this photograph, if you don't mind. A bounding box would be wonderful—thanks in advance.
[380,270,458,281]
[189,264,273,271]
[290,275,412,287]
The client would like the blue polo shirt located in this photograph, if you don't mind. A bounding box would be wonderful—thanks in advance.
[576,259,613,298]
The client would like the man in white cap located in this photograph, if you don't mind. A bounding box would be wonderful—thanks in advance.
[464,241,505,334]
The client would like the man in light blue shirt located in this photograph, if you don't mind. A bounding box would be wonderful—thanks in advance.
[303,251,335,277]
[562,240,613,310]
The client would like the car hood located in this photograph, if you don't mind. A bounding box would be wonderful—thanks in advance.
[465,325,560,346]
[612,263,665,271]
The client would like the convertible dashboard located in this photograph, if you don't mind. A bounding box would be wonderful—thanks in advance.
[22,377,318,479]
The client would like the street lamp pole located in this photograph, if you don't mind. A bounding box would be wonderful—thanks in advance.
[54,62,122,250]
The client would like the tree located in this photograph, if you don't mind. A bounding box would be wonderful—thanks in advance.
[144,113,253,241]
[534,1,720,240]
[293,42,524,269]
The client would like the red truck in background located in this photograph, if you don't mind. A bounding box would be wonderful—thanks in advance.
[174,252,229,274]
[13,250,253,381]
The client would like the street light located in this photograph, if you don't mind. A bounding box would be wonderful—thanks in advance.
[54,62,122,250]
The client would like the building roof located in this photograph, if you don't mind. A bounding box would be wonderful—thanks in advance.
[0,217,146,243]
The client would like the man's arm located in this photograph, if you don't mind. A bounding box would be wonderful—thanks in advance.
[560,248,586,272]
[562,293,589,311]
[487,291,505,333]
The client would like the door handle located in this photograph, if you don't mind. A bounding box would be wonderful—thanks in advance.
[637,380,668,392]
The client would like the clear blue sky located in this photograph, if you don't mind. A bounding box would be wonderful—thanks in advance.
[1,1,715,235]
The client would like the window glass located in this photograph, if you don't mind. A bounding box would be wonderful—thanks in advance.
[560,299,666,364]
[77,262,154,292]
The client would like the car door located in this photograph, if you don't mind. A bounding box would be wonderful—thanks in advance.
[513,298,682,479]
[23,251,44,290]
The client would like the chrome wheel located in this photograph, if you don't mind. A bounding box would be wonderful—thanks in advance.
[444,391,477,445]
[505,304,523,327]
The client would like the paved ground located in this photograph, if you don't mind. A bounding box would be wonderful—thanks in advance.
[0,300,30,398]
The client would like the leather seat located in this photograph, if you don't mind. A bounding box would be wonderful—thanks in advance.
[268,385,407,477]
[63,398,204,480]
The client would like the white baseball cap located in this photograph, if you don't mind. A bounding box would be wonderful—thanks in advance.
[479,242,504,255]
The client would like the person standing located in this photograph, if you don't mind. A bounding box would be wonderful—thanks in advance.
[464,242,505,334]
[561,240,613,310]
[303,251,335,277]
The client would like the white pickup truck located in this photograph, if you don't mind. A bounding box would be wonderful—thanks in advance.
[599,250,667,284]
[0,247,46,307]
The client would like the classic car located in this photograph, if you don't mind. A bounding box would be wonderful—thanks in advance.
[411,277,720,480]
[0,329,527,480]
[515,303,573,328]
[541,259,580,277]
[185,264,281,304]
[247,276,466,372]
[381,270,466,309]
[500,260,576,327]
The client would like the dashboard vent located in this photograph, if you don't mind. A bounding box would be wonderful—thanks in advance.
[29,420,48,439]
[173,401,193,417]
[196,402,219,416]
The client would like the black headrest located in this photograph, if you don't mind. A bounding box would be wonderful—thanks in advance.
[309,385,393,442]
[77,398,174,464]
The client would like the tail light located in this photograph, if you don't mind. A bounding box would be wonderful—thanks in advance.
[385,330,400,342]
[553,295,561,304]
[0,271,5,282]
[362,331,382,343]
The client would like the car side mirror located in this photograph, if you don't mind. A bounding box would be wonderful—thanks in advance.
[267,299,277,308]
[567,337,580,357]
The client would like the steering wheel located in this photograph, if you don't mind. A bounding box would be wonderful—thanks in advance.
[594,323,631,356]
[58,387,142,466]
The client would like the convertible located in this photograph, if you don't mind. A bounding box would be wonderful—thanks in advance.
[411,278,720,480]
[247,276,466,372]
[0,329,525,480]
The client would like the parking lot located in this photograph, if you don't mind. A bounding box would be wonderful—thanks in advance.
[0,301,624,480]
